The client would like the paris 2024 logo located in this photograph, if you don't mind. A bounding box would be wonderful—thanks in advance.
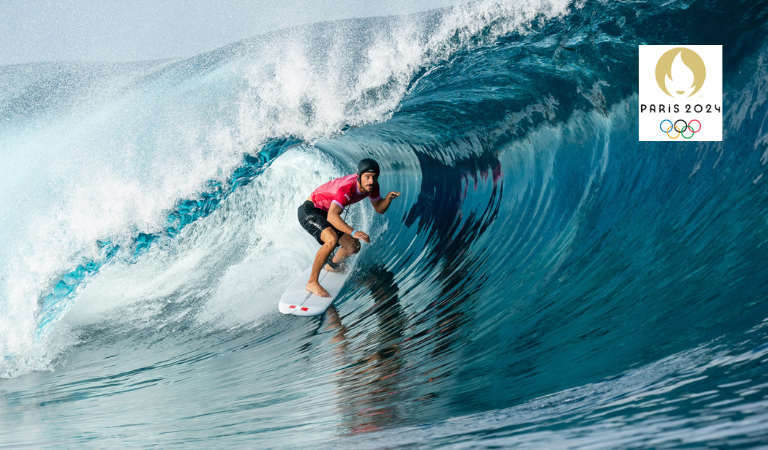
[639,45,722,141]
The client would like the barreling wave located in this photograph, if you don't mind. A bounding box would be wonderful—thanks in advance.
[2,0,768,447]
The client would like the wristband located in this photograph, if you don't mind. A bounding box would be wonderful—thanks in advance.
[351,229,357,237]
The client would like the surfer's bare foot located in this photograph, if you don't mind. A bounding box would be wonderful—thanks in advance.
[324,263,346,273]
[306,281,331,297]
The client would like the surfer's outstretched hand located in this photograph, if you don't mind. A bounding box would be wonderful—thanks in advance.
[352,230,370,244]
[386,191,401,200]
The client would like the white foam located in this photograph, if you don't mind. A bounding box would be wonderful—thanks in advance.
[0,0,572,377]
[196,250,305,328]
[60,147,367,332]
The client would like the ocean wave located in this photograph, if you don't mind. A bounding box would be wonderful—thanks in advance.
[1,0,768,447]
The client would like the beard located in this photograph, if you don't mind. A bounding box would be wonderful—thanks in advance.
[358,177,376,194]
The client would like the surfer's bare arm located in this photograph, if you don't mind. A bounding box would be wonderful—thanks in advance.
[327,203,370,243]
[371,191,401,214]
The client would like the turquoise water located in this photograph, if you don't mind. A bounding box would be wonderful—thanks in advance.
[2,0,768,447]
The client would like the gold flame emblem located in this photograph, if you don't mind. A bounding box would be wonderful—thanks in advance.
[655,47,706,98]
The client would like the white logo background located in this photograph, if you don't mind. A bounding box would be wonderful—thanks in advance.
[639,45,722,142]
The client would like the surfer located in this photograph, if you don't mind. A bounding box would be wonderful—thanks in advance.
[298,158,401,297]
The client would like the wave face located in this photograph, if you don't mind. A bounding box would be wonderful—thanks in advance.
[3,0,768,447]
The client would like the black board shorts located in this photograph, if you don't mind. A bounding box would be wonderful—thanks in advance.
[298,200,343,246]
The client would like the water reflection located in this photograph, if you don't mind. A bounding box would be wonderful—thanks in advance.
[323,149,505,433]
[406,148,504,384]
[325,264,406,433]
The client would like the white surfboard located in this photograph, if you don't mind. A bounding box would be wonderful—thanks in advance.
[279,259,355,316]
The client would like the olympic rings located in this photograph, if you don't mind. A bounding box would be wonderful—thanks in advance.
[688,119,701,133]
[659,119,702,139]
[660,119,673,133]
[674,119,687,133]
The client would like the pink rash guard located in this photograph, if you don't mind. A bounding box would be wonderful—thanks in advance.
[310,174,382,211]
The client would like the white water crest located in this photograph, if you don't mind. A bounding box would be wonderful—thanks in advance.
[0,0,574,378]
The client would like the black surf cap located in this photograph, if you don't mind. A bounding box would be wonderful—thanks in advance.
[357,158,380,181]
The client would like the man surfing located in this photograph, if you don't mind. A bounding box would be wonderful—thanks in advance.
[298,158,401,297]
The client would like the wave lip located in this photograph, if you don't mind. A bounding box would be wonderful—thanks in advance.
[0,0,574,378]
[33,137,301,340]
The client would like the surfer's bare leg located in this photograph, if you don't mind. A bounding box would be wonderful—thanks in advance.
[307,227,338,297]
[324,233,360,273]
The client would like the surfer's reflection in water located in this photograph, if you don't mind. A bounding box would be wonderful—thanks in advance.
[323,264,407,434]
[321,150,503,433]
